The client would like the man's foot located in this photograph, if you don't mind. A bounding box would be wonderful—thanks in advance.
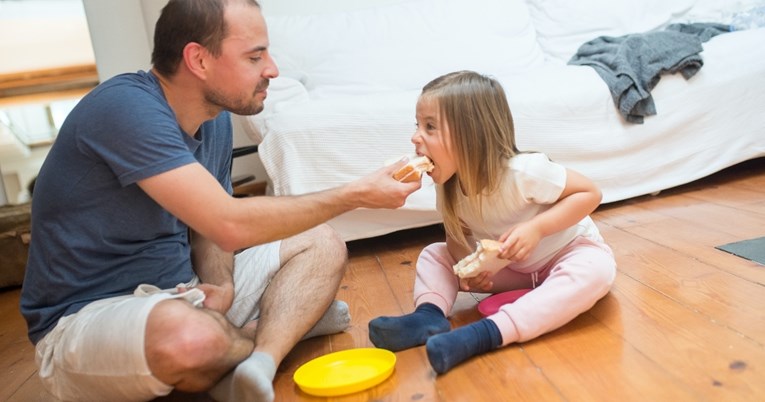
[243,300,351,340]
[425,318,502,374]
[302,300,351,340]
[208,352,276,402]
[368,303,450,351]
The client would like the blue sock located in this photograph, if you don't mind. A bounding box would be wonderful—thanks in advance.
[426,318,502,374]
[368,303,450,351]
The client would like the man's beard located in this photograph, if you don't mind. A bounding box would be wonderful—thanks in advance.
[205,81,268,116]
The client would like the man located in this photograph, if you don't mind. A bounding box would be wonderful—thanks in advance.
[20,0,420,401]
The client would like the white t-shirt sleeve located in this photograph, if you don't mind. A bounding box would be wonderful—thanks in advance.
[509,153,566,204]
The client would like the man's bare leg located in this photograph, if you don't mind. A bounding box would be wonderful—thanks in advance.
[145,300,255,392]
[209,224,347,401]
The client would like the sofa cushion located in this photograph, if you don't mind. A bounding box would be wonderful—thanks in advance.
[526,0,696,63]
[265,0,544,98]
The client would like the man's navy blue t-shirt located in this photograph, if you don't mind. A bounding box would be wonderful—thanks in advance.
[20,71,233,344]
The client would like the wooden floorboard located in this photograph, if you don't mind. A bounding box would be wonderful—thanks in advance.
[1,158,764,401]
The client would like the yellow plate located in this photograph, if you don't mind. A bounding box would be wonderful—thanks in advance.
[293,348,396,396]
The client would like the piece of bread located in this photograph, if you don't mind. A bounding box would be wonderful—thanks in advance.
[392,155,434,182]
[453,239,510,279]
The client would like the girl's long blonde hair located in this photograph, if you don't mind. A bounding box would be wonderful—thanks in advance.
[421,71,520,249]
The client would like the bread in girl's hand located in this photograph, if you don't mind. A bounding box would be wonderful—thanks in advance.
[392,155,434,182]
[453,239,510,278]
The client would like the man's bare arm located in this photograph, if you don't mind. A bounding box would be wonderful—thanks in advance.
[138,159,419,252]
[189,229,235,313]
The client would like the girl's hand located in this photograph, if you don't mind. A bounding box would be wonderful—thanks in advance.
[459,271,493,292]
[499,222,543,262]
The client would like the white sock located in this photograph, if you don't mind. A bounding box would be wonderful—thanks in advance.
[208,352,276,402]
[302,300,351,340]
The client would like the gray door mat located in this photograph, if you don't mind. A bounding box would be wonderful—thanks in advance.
[716,236,765,266]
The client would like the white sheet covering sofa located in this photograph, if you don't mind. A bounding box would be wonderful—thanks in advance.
[239,0,765,241]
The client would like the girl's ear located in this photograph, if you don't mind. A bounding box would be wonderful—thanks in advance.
[183,42,208,80]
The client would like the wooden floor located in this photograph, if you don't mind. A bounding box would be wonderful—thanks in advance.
[2,158,764,401]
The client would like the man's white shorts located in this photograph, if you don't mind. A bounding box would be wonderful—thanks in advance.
[34,241,280,402]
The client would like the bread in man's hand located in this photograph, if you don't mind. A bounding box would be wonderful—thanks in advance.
[453,239,510,279]
[392,155,434,183]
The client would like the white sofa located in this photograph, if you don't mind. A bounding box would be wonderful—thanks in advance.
[242,0,764,241]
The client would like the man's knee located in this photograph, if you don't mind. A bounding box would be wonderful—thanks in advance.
[146,300,247,391]
[285,223,347,273]
[305,223,344,246]
[311,223,347,266]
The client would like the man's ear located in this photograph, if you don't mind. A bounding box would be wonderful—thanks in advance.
[183,42,208,80]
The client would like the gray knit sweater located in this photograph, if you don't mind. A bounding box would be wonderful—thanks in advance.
[568,23,730,124]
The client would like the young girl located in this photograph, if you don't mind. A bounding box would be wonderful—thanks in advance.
[368,70,617,374]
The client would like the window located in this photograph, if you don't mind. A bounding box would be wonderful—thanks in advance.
[0,0,97,205]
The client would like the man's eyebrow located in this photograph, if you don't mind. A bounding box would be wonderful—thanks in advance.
[246,45,267,53]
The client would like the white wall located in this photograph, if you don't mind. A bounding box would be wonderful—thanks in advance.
[81,0,154,82]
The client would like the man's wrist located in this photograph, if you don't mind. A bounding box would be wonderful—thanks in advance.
[335,182,365,210]
[221,281,235,296]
